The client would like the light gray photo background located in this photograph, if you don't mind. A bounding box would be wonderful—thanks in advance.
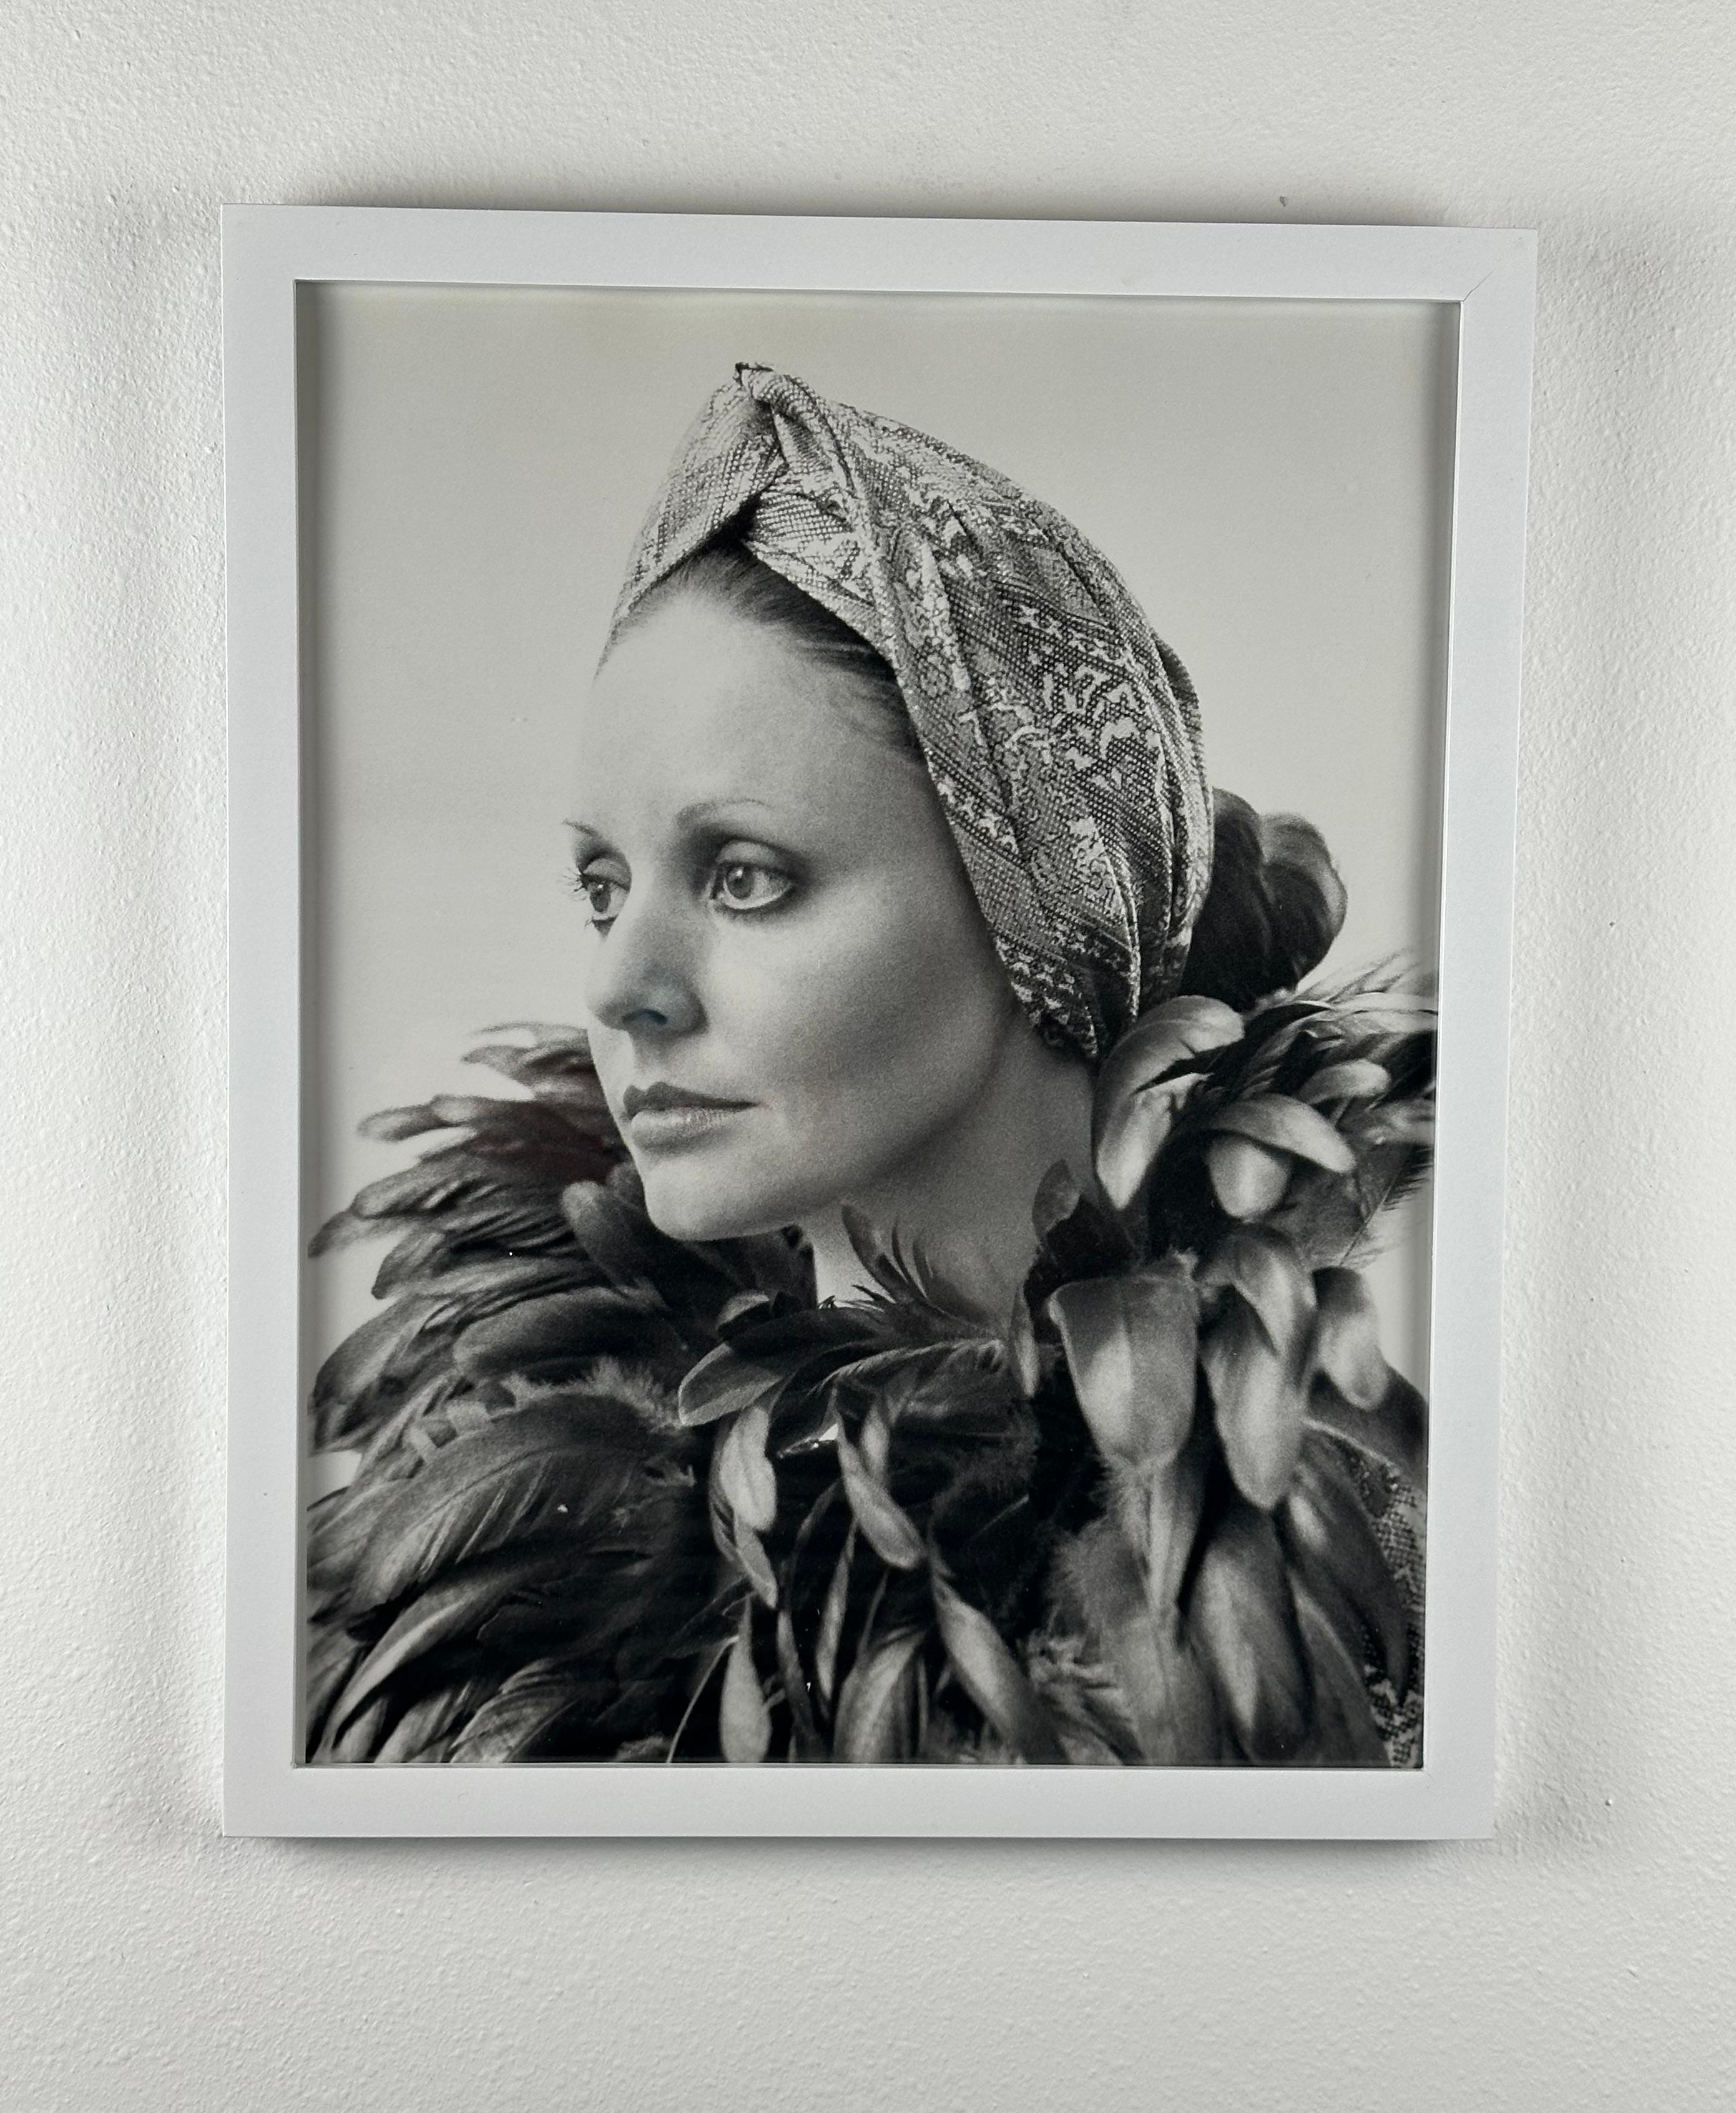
[302,284,1451,1419]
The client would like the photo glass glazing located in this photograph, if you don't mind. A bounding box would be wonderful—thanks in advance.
[300,283,1452,1773]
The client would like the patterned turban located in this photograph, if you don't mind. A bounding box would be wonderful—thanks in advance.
[609,365,1214,1064]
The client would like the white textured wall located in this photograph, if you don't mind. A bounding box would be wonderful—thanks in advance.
[3,2,1732,2107]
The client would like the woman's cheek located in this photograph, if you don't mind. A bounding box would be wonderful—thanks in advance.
[772,911,941,1081]
[696,877,1004,1179]
[788,901,1003,1135]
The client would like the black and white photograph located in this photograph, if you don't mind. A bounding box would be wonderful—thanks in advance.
[297,274,1449,1773]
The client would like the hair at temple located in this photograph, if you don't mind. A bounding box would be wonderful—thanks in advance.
[617,536,921,762]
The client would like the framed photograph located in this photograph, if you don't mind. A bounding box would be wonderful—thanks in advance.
[224,208,1532,1837]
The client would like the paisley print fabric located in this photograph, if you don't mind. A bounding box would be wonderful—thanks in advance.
[607,365,1214,1064]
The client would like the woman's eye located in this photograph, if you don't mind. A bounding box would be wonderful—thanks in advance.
[577,869,626,925]
[708,860,793,913]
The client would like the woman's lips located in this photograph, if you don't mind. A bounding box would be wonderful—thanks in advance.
[620,1084,752,1151]
[627,1102,748,1149]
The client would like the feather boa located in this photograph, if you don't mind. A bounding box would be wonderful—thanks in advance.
[305,979,1431,1767]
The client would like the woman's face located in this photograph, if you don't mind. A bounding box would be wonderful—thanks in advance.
[571,592,1026,1243]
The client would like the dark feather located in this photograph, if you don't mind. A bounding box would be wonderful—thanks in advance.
[446,1657,596,1764]
[303,1621,366,1756]
[306,1474,400,1602]
[330,1695,392,1763]
[1057,1520,1221,1763]
[374,1679,489,1765]
[931,1564,1065,1763]
[1304,1368,1428,1495]
[357,1103,466,1144]
[351,1398,669,1609]
[840,1205,989,1330]
[560,1180,679,1288]
[1280,1439,1411,1691]
[371,1223,454,1295]
[453,1286,685,1383]
[353,1368,463,1474]
[835,1422,925,1570]
[309,1295,448,1448]
[1187,1501,1313,1762]
[718,1604,772,1762]
[1292,1587,1389,1765]
[321,1542,572,1750]
[474,1550,687,1657]
[463,1040,612,1108]
[832,1628,924,1762]
[308,1205,390,1258]
[350,1152,496,1223]
[1204,1301,1308,1512]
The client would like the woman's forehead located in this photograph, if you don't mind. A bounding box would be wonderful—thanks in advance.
[576,597,922,834]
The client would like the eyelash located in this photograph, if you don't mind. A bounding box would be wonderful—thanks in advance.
[570,858,795,930]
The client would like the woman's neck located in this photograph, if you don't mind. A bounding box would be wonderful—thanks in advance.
[800,1029,1096,1320]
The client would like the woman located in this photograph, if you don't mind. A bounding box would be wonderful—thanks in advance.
[305,366,1431,1769]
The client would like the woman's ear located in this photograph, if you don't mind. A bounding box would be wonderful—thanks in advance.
[1177,789,1348,1011]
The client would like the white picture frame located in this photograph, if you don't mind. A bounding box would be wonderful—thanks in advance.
[224,206,1532,1838]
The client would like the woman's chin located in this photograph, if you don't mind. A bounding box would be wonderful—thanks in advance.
[634,1161,804,1245]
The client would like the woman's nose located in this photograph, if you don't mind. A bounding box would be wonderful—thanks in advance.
[582,890,704,1037]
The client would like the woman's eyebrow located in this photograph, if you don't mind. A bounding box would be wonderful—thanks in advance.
[671,796,785,830]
